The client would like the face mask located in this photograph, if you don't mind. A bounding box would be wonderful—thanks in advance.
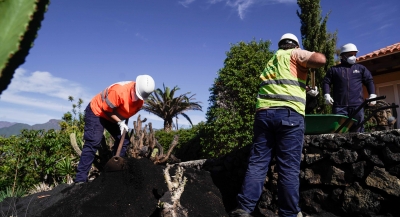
[346,55,356,64]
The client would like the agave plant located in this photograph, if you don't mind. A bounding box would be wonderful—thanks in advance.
[29,182,53,194]
[0,0,50,95]
[56,156,76,184]
[0,186,26,202]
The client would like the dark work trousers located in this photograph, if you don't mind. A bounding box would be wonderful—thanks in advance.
[333,106,364,132]
[75,104,130,182]
[237,108,304,217]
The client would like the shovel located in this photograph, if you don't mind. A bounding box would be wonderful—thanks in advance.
[310,70,316,89]
[104,128,128,172]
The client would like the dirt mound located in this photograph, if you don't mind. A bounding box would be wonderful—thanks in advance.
[0,158,230,217]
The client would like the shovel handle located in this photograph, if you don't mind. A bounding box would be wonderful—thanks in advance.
[115,130,126,157]
[115,119,128,157]
[310,71,316,89]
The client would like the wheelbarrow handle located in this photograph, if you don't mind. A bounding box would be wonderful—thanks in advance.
[364,95,386,104]
[357,104,399,128]
[334,95,386,133]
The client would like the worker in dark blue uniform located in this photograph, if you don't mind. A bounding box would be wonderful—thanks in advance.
[323,43,376,132]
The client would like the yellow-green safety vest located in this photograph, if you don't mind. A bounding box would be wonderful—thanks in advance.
[256,49,307,116]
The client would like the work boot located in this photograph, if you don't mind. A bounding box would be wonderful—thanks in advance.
[74,181,85,186]
[229,208,252,217]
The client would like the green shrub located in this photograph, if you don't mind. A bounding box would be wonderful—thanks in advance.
[0,186,26,202]
[154,123,205,161]
[0,129,75,191]
[201,40,273,158]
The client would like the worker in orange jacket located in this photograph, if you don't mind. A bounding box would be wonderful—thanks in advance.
[75,75,155,183]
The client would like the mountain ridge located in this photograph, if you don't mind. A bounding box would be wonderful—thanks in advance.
[0,121,17,129]
[0,119,62,137]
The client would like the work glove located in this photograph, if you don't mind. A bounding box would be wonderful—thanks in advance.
[117,120,129,135]
[307,87,319,97]
[324,94,334,105]
[368,94,377,106]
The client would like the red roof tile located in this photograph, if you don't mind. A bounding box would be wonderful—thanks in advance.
[357,42,400,61]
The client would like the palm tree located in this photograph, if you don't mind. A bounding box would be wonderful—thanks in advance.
[142,84,202,132]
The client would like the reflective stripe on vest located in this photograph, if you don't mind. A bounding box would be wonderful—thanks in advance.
[257,93,306,105]
[256,49,306,114]
[101,81,131,110]
[260,79,306,90]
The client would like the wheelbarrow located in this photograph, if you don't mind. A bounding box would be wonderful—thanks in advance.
[305,95,398,134]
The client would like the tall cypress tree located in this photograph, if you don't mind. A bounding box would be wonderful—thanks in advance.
[201,40,273,157]
[297,0,337,114]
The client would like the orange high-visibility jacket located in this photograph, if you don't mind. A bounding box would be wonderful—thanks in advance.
[90,81,144,122]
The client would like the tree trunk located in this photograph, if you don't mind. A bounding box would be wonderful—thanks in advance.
[158,164,188,217]
[164,118,173,132]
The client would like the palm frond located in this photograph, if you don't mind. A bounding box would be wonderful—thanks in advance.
[143,84,202,131]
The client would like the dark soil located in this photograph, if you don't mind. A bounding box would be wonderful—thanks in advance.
[0,158,230,217]
[0,157,342,217]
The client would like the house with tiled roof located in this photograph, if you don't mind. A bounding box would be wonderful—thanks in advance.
[357,42,400,128]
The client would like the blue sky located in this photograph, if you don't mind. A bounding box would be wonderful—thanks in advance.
[1,0,399,129]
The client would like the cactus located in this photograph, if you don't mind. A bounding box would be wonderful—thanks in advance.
[0,0,50,95]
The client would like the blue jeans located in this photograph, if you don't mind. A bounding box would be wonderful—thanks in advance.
[75,104,130,182]
[237,108,304,217]
[333,106,364,132]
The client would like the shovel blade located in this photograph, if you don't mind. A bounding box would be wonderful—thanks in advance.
[104,156,127,172]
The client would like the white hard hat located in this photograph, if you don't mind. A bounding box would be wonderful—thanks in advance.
[340,43,358,55]
[279,33,299,46]
[135,75,155,100]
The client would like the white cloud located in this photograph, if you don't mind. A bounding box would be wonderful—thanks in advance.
[0,107,61,125]
[274,0,296,3]
[0,68,207,127]
[226,0,255,19]
[0,68,93,125]
[135,33,148,41]
[378,24,392,30]
[7,68,88,100]
[179,0,196,8]
[1,91,71,112]
[180,0,296,20]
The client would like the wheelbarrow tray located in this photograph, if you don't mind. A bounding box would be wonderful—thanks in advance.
[305,114,357,135]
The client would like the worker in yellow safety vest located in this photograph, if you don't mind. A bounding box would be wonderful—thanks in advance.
[230,33,326,217]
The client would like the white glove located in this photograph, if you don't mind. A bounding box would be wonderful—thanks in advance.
[368,94,377,106]
[117,121,129,135]
[324,94,334,105]
[307,87,319,97]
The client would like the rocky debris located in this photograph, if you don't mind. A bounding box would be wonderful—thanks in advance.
[352,161,367,179]
[383,146,400,164]
[202,129,400,217]
[362,148,385,167]
[365,100,397,132]
[365,166,400,197]
[1,129,400,217]
[0,158,227,217]
[342,182,383,215]
[330,148,358,164]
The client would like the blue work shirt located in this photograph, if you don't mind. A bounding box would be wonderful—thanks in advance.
[323,61,375,107]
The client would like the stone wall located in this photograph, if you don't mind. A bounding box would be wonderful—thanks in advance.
[202,129,400,217]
